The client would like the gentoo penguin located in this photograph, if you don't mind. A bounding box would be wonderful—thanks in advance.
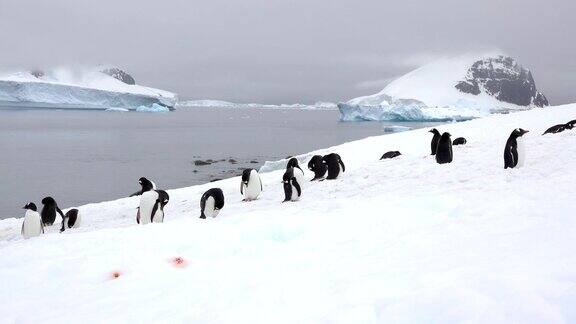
[60,209,81,233]
[435,132,453,164]
[452,137,467,145]
[200,188,224,219]
[40,197,65,226]
[21,203,43,239]
[130,177,157,197]
[240,169,262,201]
[307,155,327,181]
[286,157,305,187]
[322,153,345,180]
[429,128,441,155]
[137,190,169,224]
[543,124,567,135]
[504,128,529,169]
[282,168,302,202]
[380,151,401,160]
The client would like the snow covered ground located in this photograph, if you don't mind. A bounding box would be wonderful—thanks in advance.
[178,99,337,110]
[1,104,575,323]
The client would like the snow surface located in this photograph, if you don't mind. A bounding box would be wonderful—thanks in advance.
[0,69,177,110]
[341,54,535,121]
[1,104,576,323]
[178,99,337,110]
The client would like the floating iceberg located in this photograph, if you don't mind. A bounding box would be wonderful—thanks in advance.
[0,68,177,111]
[136,103,170,113]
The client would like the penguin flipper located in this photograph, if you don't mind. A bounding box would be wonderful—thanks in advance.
[150,201,160,223]
[259,175,263,191]
[339,159,346,172]
[21,222,24,236]
[240,182,244,195]
[56,207,65,220]
[511,146,518,168]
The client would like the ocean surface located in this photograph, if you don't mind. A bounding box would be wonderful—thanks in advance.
[0,107,440,219]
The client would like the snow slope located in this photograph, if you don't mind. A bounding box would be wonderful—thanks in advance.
[178,99,337,110]
[1,104,576,323]
[340,54,539,121]
[0,69,177,110]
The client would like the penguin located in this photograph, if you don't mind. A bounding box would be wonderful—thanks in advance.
[200,188,224,219]
[60,209,81,233]
[322,153,345,180]
[137,190,169,224]
[307,155,327,181]
[452,137,467,145]
[543,124,567,135]
[40,197,65,226]
[286,157,305,187]
[380,151,401,160]
[567,120,576,128]
[282,168,302,202]
[435,132,453,164]
[241,169,262,201]
[504,128,529,169]
[130,177,157,197]
[429,128,441,155]
[21,203,43,239]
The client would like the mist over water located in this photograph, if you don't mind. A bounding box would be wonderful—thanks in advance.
[0,107,439,219]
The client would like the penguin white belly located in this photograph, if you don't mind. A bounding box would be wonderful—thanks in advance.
[291,184,300,201]
[294,168,305,188]
[22,210,42,239]
[204,196,220,218]
[244,173,262,200]
[72,211,81,228]
[139,191,159,224]
[516,137,526,168]
[152,209,164,223]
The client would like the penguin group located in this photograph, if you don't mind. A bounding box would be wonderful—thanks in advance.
[20,196,82,239]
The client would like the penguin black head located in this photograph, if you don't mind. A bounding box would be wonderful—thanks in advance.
[41,197,55,205]
[241,169,253,184]
[440,132,451,139]
[429,128,440,135]
[287,157,299,169]
[567,120,576,128]
[23,202,37,211]
[138,177,154,190]
[511,128,529,137]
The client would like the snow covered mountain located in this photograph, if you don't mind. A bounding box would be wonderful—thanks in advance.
[1,103,575,322]
[339,54,549,121]
[0,68,177,111]
[178,99,337,110]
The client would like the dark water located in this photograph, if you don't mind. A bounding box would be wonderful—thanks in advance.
[0,107,438,219]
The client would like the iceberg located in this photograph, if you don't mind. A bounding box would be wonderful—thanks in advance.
[0,68,177,111]
[177,100,337,110]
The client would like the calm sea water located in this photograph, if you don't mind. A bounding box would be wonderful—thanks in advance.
[0,107,439,219]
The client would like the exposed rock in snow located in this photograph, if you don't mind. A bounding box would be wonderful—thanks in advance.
[0,68,177,111]
[340,54,548,121]
[100,67,136,85]
[0,104,576,322]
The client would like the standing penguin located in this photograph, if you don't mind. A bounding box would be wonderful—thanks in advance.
[286,157,305,187]
[241,169,262,201]
[40,197,65,226]
[282,168,302,202]
[137,190,169,224]
[429,128,441,155]
[504,128,529,169]
[60,209,81,232]
[435,132,453,164]
[322,153,345,180]
[307,155,327,181]
[21,203,43,239]
[200,188,225,219]
[130,177,157,197]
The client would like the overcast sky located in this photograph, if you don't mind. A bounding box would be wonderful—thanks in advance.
[0,0,575,104]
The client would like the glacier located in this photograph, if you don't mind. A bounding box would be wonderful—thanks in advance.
[0,69,177,111]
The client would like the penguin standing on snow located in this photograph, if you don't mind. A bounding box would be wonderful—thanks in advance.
[286,157,305,187]
[308,155,327,181]
[241,169,262,201]
[435,132,453,164]
[504,128,529,169]
[429,128,441,155]
[322,153,345,180]
[21,203,43,239]
[40,197,65,226]
[60,209,81,232]
[282,168,302,202]
[130,177,157,197]
[137,190,169,224]
[200,188,224,219]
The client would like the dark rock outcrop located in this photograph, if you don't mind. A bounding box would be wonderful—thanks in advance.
[455,55,548,107]
[100,68,136,85]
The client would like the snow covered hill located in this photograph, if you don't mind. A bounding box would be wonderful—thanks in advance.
[339,54,548,121]
[0,68,177,111]
[1,104,575,323]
